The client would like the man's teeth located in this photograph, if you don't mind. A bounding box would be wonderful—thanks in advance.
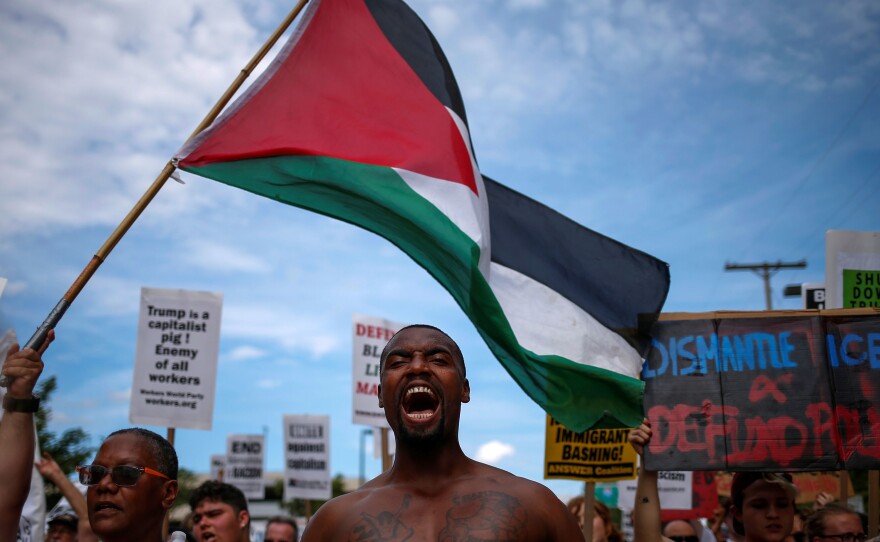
[406,385,435,397]
[408,412,433,419]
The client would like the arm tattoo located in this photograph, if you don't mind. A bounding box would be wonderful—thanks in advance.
[438,491,527,541]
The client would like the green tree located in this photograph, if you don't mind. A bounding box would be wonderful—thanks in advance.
[35,375,95,509]
[171,467,201,512]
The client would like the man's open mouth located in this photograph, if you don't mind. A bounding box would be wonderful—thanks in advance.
[402,384,440,421]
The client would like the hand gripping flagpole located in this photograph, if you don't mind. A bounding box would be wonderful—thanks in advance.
[1,0,310,387]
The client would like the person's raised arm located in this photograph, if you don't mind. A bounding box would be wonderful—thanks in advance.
[36,451,99,542]
[630,418,673,542]
[0,330,52,541]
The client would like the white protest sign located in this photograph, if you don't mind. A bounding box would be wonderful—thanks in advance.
[352,314,405,427]
[617,470,692,510]
[210,454,226,482]
[284,414,331,501]
[226,434,265,500]
[129,287,222,430]
[373,427,395,458]
[825,230,880,309]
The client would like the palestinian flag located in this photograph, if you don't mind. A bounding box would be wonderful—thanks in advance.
[176,0,669,431]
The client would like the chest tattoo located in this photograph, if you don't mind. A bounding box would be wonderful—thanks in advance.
[349,495,414,541]
[346,491,528,541]
[438,491,527,541]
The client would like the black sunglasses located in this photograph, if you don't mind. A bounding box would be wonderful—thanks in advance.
[668,536,700,542]
[76,464,170,486]
[819,534,868,542]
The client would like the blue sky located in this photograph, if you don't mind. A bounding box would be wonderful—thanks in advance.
[1,0,878,502]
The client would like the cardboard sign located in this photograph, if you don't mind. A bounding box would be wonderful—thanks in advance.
[129,287,222,430]
[643,310,880,471]
[284,414,331,501]
[352,314,405,427]
[226,434,264,500]
[544,415,637,482]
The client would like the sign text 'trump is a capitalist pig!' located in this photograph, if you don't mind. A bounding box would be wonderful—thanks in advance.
[130,287,223,430]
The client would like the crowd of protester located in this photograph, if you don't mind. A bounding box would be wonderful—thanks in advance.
[2,332,877,542]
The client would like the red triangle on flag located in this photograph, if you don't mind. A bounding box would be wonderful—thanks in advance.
[179,0,477,194]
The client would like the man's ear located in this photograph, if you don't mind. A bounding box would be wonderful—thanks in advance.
[161,480,179,510]
[378,385,383,408]
[238,509,250,529]
[461,378,470,403]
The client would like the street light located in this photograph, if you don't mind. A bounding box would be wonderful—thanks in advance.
[359,428,373,487]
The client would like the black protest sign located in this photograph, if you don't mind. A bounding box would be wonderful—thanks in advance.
[642,309,880,471]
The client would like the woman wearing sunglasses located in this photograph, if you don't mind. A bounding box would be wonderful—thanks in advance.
[77,427,178,542]
[804,503,867,542]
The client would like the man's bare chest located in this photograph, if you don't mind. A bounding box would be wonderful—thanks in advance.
[340,488,534,541]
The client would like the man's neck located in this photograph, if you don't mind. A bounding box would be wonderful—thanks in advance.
[387,437,474,488]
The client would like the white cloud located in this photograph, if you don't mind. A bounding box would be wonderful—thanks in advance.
[427,5,459,36]
[222,303,342,357]
[109,388,132,403]
[226,345,267,361]
[508,0,547,10]
[255,378,281,389]
[181,239,272,274]
[476,440,515,464]
[0,280,28,297]
[0,0,259,235]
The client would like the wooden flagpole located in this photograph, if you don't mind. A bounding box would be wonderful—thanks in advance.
[1,0,310,385]
[582,481,594,542]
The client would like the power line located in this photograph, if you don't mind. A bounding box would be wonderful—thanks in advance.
[724,260,807,310]
[791,161,880,256]
[739,76,880,259]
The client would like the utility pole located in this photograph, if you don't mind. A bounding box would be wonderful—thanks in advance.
[724,260,807,310]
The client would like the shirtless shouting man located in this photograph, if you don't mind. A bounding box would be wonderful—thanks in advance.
[302,325,582,541]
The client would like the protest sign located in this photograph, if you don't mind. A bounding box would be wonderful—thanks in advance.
[642,309,880,471]
[826,230,880,309]
[226,434,264,500]
[210,454,226,482]
[617,471,692,510]
[352,314,404,427]
[618,471,718,521]
[544,415,637,482]
[129,287,222,430]
[284,414,331,501]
